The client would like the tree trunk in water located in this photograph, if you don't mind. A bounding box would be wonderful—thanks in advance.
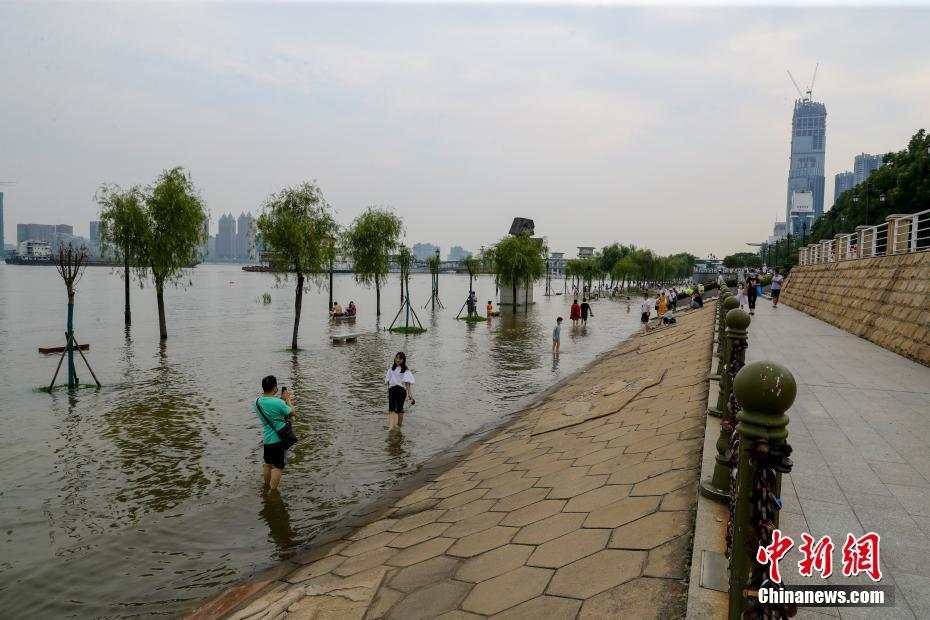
[292,272,304,350]
[123,249,131,326]
[524,284,528,314]
[67,294,76,387]
[328,263,333,311]
[156,278,168,340]
[376,276,381,316]
[512,282,517,311]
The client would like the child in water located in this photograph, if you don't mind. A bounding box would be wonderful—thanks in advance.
[552,317,563,352]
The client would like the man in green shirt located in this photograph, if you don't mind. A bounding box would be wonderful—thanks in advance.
[253,375,295,491]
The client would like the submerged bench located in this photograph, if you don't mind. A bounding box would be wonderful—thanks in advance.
[331,333,360,344]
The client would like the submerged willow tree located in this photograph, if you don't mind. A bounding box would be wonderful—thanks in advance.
[97,184,146,327]
[256,181,338,350]
[344,207,403,317]
[493,233,547,313]
[137,167,207,340]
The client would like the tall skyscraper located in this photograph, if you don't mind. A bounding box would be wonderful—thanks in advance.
[89,220,102,243]
[785,98,827,222]
[236,212,255,260]
[217,213,236,259]
[834,171,855,205]
[853,153,883,185]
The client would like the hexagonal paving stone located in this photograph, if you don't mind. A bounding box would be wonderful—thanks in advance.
[342,531,399,557]
[583,496,660,529]
[347,518,398,540]
[443,511,505,539]
[644,534,691,579]
[536,466,590,489]
[489,595,582,620]
[578,576,688,619]
[630,469,697,496]
[646,438,702,461]
[389,509,446,533]
[526,528,610,568]
[606,429,656,448]
[456,544,535,582]
[563,484,632,513]
[483,477,539,500]
[387,537,455,567]
[587,453,647,476]
[512,512,585,546]
[522,459,572,479]
[623,433,679,454]
[437,488,489,510]
[606,460,672,485]
[499,500,565,527]
[388,555,460,593]
[396,487,436,508]
[332,546,395,577]
[286,553,346,582]
[608,511,691,550]
[573,447,625,467]
[460,566,554,616]
[547,549,646,598]
[547,474,608,499]
[473,462,516,481]
[388,522,452,548]
[481,470,528,488]
[386,578,473,620]
[438,499,495,523]
[391,498,441,518]
[433,479,481,499]
[491,487,550,513]
[447,526,518,558]
[659,485,698,511]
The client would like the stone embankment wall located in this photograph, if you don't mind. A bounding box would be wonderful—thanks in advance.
[781,251,930,366]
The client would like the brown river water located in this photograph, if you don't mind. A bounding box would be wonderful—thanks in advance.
[0,263,643,618]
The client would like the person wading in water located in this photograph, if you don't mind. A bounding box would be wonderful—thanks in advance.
[385,352,415,431]
[253,375,296,492]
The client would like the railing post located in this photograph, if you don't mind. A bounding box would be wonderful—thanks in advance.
[834,234,844,261]
[855,226,869,259]
[701,307,750,502]
[728,361,797,620]
[911,214,919,253]
[709,295,739,418]
[708,288,732,380]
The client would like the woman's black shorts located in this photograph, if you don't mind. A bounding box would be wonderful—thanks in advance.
[263,442,287,470]
[640,312,650,324]
[388,385,407,413]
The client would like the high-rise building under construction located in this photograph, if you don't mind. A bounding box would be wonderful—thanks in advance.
[785,98,827,223]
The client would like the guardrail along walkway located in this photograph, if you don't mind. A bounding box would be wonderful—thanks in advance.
[745,301,930,618]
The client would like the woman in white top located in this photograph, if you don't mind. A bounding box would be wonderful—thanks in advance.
[384,351,415,431]
[736,283,748,310]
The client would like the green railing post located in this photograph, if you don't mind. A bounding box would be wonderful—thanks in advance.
[728,361,796,620]
[708,294,739,417]
[708,288,733,381]
[700,307,750,502]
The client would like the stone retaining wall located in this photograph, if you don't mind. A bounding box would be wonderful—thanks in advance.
[781,251,930,366]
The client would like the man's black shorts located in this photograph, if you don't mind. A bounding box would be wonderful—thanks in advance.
[388,385,406,413]
[264,442,287,470]
[771,289,781,299]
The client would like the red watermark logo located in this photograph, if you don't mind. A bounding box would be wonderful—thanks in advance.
[756,530,883,583]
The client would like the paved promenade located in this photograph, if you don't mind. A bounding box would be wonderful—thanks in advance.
[195,305,715,619]
[746,301,930,618]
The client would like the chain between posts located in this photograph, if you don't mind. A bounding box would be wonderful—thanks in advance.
[700,307,750,502]
[709,294,739,418]
[727,361,797,620]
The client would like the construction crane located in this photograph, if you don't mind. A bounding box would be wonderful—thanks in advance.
[787,62,819,102]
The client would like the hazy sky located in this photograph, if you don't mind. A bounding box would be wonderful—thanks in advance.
[2,3,928,257]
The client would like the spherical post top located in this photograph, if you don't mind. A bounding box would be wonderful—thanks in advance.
[723,295,740,312]
[725,307,751,331]
[733,361,797,415]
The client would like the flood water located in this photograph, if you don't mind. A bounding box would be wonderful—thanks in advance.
[0,263,643,618]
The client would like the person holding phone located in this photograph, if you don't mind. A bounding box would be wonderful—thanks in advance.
[253,375,295,491]
[385,352,415,431]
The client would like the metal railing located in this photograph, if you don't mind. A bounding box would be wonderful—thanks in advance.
[798,208,930,265]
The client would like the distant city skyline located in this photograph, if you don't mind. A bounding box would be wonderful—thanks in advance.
[2,5,929,256]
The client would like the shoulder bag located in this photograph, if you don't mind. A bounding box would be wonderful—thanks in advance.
[255,398,299,451]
